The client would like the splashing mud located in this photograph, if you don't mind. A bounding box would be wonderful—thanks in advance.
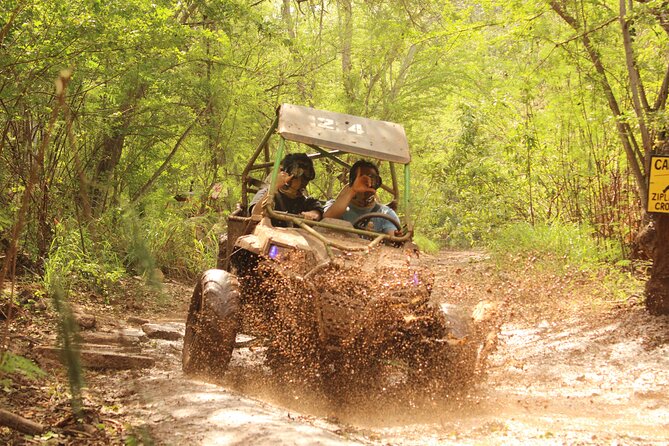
[120,250,669,445]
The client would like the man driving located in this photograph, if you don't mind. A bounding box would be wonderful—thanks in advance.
[323,160,400,234]
[250,153,323,226]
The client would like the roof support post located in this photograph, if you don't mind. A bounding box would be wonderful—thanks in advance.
[404,164,412,227]
[267,138,286,211]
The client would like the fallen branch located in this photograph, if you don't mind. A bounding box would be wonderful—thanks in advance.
[0,409,46,435]
[36,346,155,370]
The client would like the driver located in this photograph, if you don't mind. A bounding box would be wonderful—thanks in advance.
[323,160,400,235]
[249,153,323,226]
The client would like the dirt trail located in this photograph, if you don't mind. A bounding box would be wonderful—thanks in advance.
[121,251,669,445]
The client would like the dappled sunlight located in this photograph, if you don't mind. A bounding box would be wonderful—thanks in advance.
[209,409,273,425]
[480,313,669,443]
[129,370,367,445]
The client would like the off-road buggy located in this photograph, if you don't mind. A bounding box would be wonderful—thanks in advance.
[182,104,494,398]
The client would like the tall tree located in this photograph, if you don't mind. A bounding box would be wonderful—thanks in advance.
[548,0,669,314]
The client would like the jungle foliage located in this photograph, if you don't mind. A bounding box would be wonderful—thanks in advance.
[1,0,667,285]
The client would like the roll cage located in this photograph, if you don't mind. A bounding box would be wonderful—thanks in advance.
[236,104,413,245]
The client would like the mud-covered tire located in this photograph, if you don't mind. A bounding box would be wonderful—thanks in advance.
[182,269,240,378]
[409,305,478,396]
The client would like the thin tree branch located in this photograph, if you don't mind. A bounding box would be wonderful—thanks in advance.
[550,0,647,203]
[654,62,669,112]
[555,16,617,46]
[130,104,210,204]
[0,2,25,45]
[620,0,652,151]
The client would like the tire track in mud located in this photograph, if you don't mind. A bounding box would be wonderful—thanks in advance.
[125,251,669,445]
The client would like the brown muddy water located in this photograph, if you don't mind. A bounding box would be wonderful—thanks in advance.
[121,252,669,445]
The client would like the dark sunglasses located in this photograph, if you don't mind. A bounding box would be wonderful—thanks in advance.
[366,173,382,189]
[283,164,315,182]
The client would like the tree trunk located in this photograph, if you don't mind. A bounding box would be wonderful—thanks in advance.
[91,83,146,214]
[646,134,669,314]
[645,213,669,314]
[338,0,355,109]
[549,1,647,203]
[281,0,295,39]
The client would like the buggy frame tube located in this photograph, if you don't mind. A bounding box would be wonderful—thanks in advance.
[266,137,286,212]
[307,144,351,169]
[264,205,412,244]
[389,162,399,202]
[404,164,412,227]
[241,114,279,211]
[308,145,395,198]
[251,147,345,171]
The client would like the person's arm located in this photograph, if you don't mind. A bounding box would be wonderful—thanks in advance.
[251,171,294,216]
[323,185,355,219]
[250,188,268,216]
[324,168,375,219]
[380,207,401,235]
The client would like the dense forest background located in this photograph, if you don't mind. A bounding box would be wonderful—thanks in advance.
[1,0,668,302]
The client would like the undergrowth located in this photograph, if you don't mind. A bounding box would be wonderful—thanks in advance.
[43,220,125,298]
[486,222,646,305]
[0,351,46,381]
[413,233,440,254]
[487,222,623,269]
[105,208,219,281]
[42,208,221,298]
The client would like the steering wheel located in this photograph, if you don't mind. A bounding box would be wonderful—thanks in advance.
[352,212,402,232]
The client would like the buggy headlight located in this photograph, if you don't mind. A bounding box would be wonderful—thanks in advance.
[267,243,294,261]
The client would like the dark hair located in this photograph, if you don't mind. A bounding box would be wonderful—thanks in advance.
[281,153,315,181]
[348,159,381,188]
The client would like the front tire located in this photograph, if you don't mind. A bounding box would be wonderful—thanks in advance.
[409,305,478,397]
[182,269,240,379]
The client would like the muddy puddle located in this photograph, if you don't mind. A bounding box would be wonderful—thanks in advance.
[121,252,669,445]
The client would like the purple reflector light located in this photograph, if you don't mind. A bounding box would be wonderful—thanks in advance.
[268,244,280,259]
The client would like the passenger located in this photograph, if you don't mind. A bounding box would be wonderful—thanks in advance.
[323,160,400,235]
[249,153,323,227]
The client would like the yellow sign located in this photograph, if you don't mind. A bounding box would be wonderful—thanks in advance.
[648,155,669,213]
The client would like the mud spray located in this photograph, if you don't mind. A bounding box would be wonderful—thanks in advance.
[206,251,505,427]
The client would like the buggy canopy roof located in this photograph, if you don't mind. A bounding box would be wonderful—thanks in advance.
[277,104,410,164]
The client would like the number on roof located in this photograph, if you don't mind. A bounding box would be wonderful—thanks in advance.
[315,117,364,135]
[316,117,335,130]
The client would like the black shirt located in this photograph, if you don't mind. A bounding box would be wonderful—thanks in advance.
[249,187,324,227]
